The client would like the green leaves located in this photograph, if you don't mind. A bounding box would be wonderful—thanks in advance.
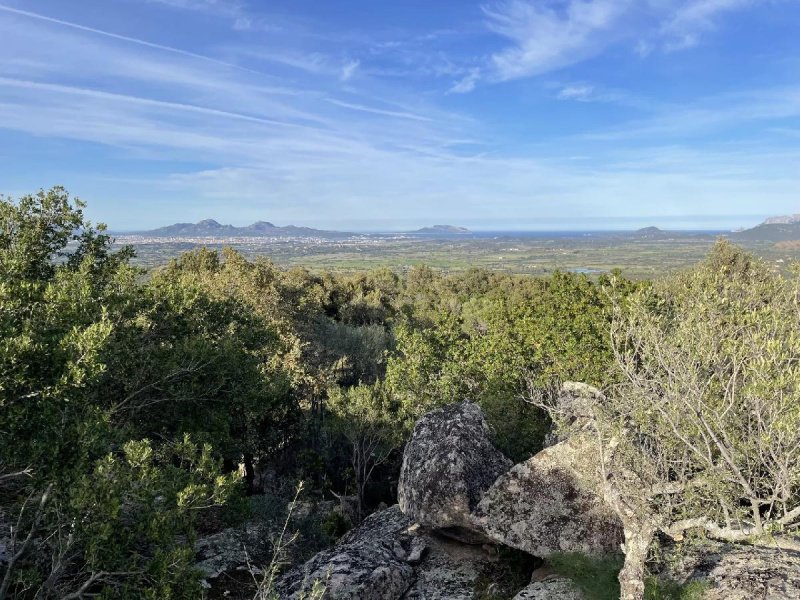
[384,269,639,459]
[610,240,800,537]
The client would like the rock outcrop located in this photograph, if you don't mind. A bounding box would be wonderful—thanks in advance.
[398,401,511,543]
[471,384,622,557]
[275,506,417,600]
[195,523,271,584]
[271,388,800,599]
[277,505,534,600]
[660,541,800,600]
[402,533,498,600]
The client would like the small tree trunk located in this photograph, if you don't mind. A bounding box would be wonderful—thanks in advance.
[243,453,255,494]
[619,527,653,600]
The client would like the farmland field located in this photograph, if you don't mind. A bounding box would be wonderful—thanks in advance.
[114,231,800,279]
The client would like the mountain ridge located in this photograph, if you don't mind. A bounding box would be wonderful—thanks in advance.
[137,219,343,237]
[733,213,800,242]
[415,224,470,234]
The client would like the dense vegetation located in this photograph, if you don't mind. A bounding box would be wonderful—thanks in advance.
[1,188,798,599]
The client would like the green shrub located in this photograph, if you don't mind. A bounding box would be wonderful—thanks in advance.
[645,577,709,599]
[548,553,624,600]
[321,510,352,539]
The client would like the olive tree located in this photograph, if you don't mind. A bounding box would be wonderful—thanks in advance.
[586,242,800,599]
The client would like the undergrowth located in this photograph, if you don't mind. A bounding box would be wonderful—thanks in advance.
[548,553,708,600]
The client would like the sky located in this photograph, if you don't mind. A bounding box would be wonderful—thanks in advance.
[0,0,799,231]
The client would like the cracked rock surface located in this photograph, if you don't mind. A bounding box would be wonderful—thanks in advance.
[398,401,512,543]
[661,542,800,600]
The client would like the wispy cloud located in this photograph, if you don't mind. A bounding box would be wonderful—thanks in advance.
[483,0,629,81]
[0,3,257,73]
[340,59,360,81]
[455,0,765,91]
[660,0,759,50]
[449,68,481,93]
[558,84,595,100]
[325,99,433,122]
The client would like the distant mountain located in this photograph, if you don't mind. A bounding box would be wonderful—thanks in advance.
[634,226,668,238]
[733,221,800,242]
[140,219,343,237]
[763,214,800,225]
[733,214,800,242]
[415,225,470,234]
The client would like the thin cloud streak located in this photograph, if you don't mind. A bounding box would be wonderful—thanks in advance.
[326,99,433,122]
[0,3,263,75]
[0,77,326,131]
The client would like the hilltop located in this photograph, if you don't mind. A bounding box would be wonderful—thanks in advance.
[763,214,800,225]
[140,219,343,237]
[415,224,470,234]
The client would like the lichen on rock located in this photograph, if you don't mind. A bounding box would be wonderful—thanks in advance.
[397,401,512,543]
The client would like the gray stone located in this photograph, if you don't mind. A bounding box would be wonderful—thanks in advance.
[401,531,492,600]
[277,505,534,600]
[398,401,512,542]
[471,384,623,558]
[661,541,800,600]
[195,527,261,581]
[471,437,623,557]
[275,506,418,600]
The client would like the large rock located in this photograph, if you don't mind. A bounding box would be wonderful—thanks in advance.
[660,541,800,600]
[401,531,494,600]
[471,384,623,557]
[398,401,512,542]
[275,506,419,600]
[195,524,269,583]
[277,505,535,600]
[195,498,339,596]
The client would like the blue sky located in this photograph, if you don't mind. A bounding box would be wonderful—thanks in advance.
[0,0,798,230]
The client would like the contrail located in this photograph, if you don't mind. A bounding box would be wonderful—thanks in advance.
[0,3,263,75]
[0,76,321,130]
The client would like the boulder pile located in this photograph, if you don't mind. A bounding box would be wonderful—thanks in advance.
[227,383,800,599]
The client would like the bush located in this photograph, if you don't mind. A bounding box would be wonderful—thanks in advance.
[548,553,624,600]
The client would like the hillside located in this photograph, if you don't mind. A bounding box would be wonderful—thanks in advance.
[732,221,800,242]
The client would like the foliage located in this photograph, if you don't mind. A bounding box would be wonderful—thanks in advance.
[320,510,352,539]
[0,190,266,598]
[6,188,794,599]
[548,552,624,600]
[608,240,800,538]
[644,578,709,600]
[385,269,639,459]
[538,240,800,598]
[326,382,408,521]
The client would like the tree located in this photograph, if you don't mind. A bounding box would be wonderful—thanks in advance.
[546,242,800,600]
[385,268,638,460]
[0,189,245,598]
[326,383,407,522]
